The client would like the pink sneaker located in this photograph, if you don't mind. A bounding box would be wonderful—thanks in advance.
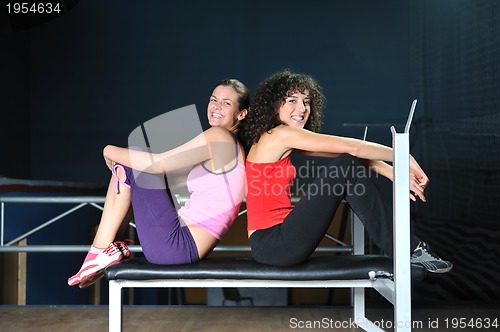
[68,243,123,286]
[114,240,133,258]
[77,241,133,288]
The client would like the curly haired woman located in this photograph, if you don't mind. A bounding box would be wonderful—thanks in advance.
[239,69,452,273]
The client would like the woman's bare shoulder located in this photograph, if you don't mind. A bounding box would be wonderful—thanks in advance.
[203,126,234,142]
[269,125,314,141]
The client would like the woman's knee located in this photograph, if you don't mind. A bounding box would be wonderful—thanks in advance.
[318,154,361,181]
[329,153,359,167]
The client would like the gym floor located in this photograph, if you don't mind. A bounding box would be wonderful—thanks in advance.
[1,302,499,331]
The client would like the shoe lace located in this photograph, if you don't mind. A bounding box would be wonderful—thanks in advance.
[422,243,441,260]
[103,244,120,256]
[114,239,133,250]
[114,239,134,258]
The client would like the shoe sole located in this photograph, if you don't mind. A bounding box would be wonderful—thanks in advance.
[79,270,105,288]
[424,266,453,274]
[415,261,454,274]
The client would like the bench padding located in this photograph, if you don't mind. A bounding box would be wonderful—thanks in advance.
[105,256,425,281]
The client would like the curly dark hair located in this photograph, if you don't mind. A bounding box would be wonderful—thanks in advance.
[238,69,325,153]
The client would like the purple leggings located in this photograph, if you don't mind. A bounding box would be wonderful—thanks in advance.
[113,164,199,265]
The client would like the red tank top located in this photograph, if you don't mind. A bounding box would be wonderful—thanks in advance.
[245,156,296,230]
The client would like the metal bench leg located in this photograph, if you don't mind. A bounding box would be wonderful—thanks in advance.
[392,125,412,331]
[109,280,123,332]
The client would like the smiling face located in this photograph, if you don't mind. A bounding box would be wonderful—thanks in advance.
[278,91,311,128]
[207,85,242,130]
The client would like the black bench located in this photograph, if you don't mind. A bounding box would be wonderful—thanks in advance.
[105,255,425,332]
[106,255,423,281]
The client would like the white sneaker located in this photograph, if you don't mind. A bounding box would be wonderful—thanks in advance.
[411,241,453,273]
[68,243,123,286]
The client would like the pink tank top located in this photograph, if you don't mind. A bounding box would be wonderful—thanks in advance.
[178,140,245,240]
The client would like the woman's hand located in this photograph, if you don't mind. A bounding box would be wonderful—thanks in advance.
[410,171,427,202]
[409,155,429,202]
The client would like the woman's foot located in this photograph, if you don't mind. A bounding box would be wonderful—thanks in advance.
[71,240,133,288]
[411,241,453,273]
[68,243,123,286]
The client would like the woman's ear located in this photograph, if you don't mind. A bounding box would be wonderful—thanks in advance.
[237,109,248,120]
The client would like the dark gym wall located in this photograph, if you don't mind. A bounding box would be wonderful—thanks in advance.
[409,0,500,303]
[1,0,412,184]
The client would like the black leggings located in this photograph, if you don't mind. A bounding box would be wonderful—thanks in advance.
[249,154,421,266]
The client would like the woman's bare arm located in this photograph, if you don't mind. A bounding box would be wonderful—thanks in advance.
[103,127,236,174]
[278,126,393,162]
[277,126,429,198]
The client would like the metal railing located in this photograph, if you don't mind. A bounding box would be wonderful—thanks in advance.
[0,195,352,254]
